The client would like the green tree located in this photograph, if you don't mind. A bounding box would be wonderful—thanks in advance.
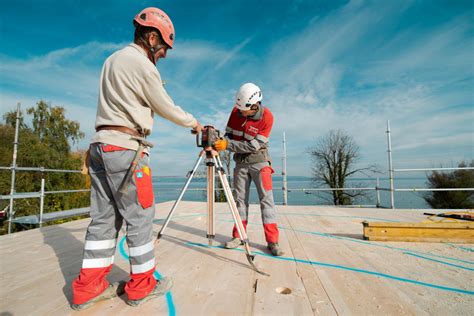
[27,101,84,154]
[1,102,89,234]
[424,161,474,209]
[3,109,27,129]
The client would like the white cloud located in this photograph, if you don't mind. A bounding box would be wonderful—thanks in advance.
[0,41,125,106]
[1,1,472,177]
[214,36,253,70]
[169,40,230,61]
[255,1,473,174]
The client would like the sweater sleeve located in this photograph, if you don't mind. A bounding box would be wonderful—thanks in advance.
[142,70,198,128]
[226,137,263,153]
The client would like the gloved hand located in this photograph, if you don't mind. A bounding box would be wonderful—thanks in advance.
[213,138,228,151]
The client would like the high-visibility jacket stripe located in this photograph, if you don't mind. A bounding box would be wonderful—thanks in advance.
[250,139,261,150]
[84,239,116,250]
[82,256,115,268]
[244,133,255,141]
[255,134,269,143]
[232,130,244,136]
[131,258,155,274]
[129,241,154,257]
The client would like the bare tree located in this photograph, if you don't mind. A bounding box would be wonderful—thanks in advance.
[308,129,376,205]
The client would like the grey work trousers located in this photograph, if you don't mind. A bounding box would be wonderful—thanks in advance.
[233,162,279,243]
[82,143,156,275]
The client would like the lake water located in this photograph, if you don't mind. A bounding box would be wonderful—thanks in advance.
[152,176,431,209]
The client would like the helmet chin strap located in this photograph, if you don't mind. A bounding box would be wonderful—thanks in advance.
[149,43,167,64]
[139,36,166,64]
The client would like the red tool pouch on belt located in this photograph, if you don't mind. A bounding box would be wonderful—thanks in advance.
[260,166,275,191]
[134,166,154,209]
[101,144,128,152]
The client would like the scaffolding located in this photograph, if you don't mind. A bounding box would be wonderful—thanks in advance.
[1,103,90,233]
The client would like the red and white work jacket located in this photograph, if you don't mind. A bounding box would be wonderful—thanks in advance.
[224,106,273,164]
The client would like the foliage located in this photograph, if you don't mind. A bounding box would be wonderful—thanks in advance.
[0,101,89,234]
[308,129,377,205]
[215,151,231,202]
[3,108,27,129]
[27,101,84,154]
[424,161,474,209]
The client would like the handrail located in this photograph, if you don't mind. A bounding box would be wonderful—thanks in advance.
[0,166,83,173]
[394,167,474,172]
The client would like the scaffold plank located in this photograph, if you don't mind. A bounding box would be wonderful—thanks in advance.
[363,221,474,243]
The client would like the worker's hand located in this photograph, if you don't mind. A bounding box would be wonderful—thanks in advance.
[213,138,228,151]
[191,122,204,135]
[204,147,218,156]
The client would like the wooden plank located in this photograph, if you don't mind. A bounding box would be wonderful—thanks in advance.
[247,208,314,316]
[152,202,256,316]
[1,203,473,315]
[363,221,474,243]
[237,206,474,315]
[364,221,474,228]
[364,236,474,243]
[278,212,337,315]
[281,206,457,315]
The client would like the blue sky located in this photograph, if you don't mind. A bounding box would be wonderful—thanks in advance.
[1,0,473,176]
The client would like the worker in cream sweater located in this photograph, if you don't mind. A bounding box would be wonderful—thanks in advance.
[71,7,203,310]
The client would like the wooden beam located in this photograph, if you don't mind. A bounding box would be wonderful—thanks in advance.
[362,221,474,243]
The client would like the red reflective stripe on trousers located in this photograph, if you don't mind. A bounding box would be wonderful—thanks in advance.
[232,220,248,239]
[126,268,157,300]
[264,223,279,243]
[72,266,112,305]
[260,166,274,191]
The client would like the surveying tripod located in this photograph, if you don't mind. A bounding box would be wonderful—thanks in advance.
[155,149,268,276]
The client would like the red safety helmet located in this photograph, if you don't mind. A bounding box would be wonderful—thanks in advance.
[134,7,175,48]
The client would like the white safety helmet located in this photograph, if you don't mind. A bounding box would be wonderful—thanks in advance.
[234,83,262,111]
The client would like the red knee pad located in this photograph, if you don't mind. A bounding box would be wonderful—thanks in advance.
[260,166,275,191]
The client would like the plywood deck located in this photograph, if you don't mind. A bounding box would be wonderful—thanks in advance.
[1,201,473,315]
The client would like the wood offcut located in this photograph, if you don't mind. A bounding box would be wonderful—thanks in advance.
[362,221,474,243]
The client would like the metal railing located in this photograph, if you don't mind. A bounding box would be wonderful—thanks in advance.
[285,186,380,208]
[3,165,472,232]
[384,120,474,208]
[2,105,472,233]
[1,166,90,231]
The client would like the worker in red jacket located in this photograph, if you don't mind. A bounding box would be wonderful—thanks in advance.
[214,83,283,256]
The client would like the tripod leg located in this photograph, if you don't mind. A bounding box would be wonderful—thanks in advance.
[214,156,269,276]
[156,151,205,243]
[207,163,215,245]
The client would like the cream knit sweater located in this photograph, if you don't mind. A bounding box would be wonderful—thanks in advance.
[91,43,197,150]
